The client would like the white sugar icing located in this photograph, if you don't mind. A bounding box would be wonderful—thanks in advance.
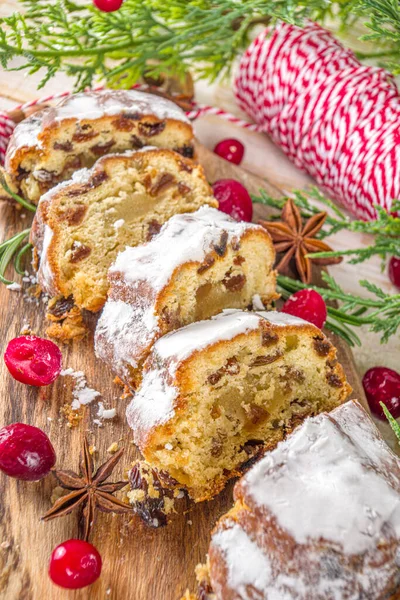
[95,299,159,377]
[6,90,189,164]
[110,206,262,291]
[240,401,400,556]
[52,89,189,124]
[154,309,307,367]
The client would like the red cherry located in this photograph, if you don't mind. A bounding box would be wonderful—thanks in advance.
[281,289,327,329]
[4,335,62,386]
[212,179,253,222]
[214,138,245,165]
[93,0,123,11]
[363,367,400,420]
[389,256,400,289]
[0,423,56,480]
[49,540,102,589]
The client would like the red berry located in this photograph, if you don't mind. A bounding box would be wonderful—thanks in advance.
[212,179,253,222]
[281,289,327,329]
[49,540,102,589]
[389,256,400,289]
[4,335,62,386]
[93,0,123,11]
[214,138,245,165]
[0,423,56,480]
[363,367,400,420]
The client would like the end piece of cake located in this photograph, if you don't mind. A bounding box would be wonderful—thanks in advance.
[95,206,277,388]
[195,400,400,600]
[5,89,194,203]
[30,148,216,312]
[127,309,351,502]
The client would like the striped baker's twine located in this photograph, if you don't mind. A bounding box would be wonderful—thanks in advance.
[234,21,400,220]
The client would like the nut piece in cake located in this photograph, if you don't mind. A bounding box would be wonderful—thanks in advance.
[5,89,194,204]
[30,148,216,312]
[198,400,400,600]
[126,309,351,502]
[95,206,277,388]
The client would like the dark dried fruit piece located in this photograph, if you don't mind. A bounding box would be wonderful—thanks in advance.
[178,181,191,195]
[327,372,343,388]
[213,231,228,257]
[197,254,215,274]
[150,173,175,196]
[138,120,166,137]
[175,145,194,158]
[111,116,134,132]
[313,336,331,357]
[178,160,193,173]
[261,326,279,347]
[60,204,88,226]
[250,352,283,367]
[72,129,98,143]
[54,141,73,152]
[91,140,115,156]
[246,404,269,425]
[130,135,144,148]
[207,357,240,385]
[70,243,91,264]
[147,220,162,240]
[222,273,246,292]
[233,255,245,266]
[47,295,75,319]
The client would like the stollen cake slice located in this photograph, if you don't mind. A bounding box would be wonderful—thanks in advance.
[4,89,194,204]
[127,309,351,502]
[191,400,400,600]
[30,148,216,312]
[95,206,277,389]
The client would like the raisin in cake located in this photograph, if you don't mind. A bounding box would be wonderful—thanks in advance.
[95,206,277,388]
[127,309,351,502]
[30,148,216,312]
[5,89,194,203]
[191,401,400,600]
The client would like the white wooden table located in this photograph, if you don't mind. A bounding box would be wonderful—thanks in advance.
[0,1,398,445]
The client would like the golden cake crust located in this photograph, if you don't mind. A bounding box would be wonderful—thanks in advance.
[30,148,216,312]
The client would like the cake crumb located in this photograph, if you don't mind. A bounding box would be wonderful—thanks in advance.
[0,541,10,549]
[89,445,97,456]
[165,443,173,450]
[61,403,83,428]
[187,520,193,526]
[107,442,119,454]
[6,282,21,292]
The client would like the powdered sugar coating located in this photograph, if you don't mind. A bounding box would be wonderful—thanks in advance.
[110,207,263,292]
[210,401,400,600]
[6,89,189,165]
[95,299,159,380]
[240,400,400,555]
[154,309,308,367]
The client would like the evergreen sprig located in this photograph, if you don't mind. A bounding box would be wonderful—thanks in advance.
[0,0,389,90]
[254,187,400,264]
[381,403,400,443]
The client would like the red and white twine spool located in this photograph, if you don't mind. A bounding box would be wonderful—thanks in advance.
[235,21,400,220]
[1,22,400,220]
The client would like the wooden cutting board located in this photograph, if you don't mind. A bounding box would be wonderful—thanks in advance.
[0,144,367,600]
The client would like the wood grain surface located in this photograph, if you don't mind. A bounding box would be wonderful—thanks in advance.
[0,144,366,600]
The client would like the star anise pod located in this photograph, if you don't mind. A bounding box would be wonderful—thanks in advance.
[259,198,342,283]
[42,438,131,541]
